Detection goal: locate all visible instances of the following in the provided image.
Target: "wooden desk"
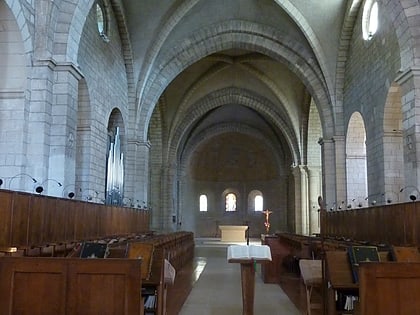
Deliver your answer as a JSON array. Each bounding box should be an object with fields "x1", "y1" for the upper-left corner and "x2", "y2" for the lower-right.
[
  {"x1": 299, "y1": 259, "x2": 322, "y2": 315},
  {"x1": 219, "y1": 225, "x2": 248, "y2": 242},
  {"x1": 228, "y1": 245, "x2": 272, "y2": 315},
  {"x1": 325, "y1": 251, "x2": 358, "y2": 315}
]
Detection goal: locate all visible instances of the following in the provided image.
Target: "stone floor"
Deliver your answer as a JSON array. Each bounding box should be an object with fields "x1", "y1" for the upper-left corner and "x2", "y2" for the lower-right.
[{"x1": 175, "y1": 238, "x2": 302, "y2": 315}]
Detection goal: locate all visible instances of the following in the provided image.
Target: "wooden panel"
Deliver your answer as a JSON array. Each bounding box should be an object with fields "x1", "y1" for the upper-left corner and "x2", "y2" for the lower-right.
[
  {"x1": 11, "y1": 192, "x2": 31, "y2": 246},
  {"x1": 0, "y1": 190, "x2": 13, "y2": 246},
  {"x1": 65, "y1": 199, "x2": 78, "y2": 241},
  {"x1": 28, "y1": 196, "x2": 47, "y2": 245},
  {"x1": 359, "y1": 262, "x2": 420, "y2": 315},
  {"x1": 67, "y1": 259, "x2": 142, "y2": 315},
  {"x1": 53, "y1": 198, "x2": 71, "y2": 242},
  {"x1": 325, "y1": 250, "x2": 357, "y2": 289},
  {"x1": 0, "y1": 257, "x2": 142, "y2": 315},
  {"x1": 323, "y1": 201, "x2": 420, "y2": 245},
  {"x1": 0, "y1": 257, "x2": 67, "y2": 315},
  {"x1": 0, "y1": 190, "x2": 150, "y2": 248},
  {"x1": 261, "y1": 235, "x2": 291, "y2": 283}
]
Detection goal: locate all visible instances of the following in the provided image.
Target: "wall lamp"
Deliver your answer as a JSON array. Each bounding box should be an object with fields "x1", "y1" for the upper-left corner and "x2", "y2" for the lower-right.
[
  {"x1": 399, "y1": 186, "x2": 420, "y2": 202},
  {"x1": 62, "y1": 184, "x2": 79, "y2": 199},
  {"x1": 8, "y1": 173, "x2": 37, "y2": 189},
  {"x1": 34, "y1": 179, "x2": 63, "y2": 195}
]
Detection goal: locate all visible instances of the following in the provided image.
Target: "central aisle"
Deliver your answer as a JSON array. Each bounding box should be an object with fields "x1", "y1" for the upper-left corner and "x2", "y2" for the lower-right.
[{"x1": 179, "y1": 242, "x2": 301, "y2": 315}]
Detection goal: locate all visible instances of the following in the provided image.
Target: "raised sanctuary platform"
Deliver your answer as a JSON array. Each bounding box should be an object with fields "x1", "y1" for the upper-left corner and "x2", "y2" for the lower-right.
[{"x1": 219, "y1": 225, "x2": 248, "y2": 242}]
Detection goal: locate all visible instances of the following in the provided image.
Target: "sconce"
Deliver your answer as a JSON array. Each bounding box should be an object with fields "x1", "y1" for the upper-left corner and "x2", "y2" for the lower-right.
[
  {"x1": 399, "y1": 186, "x2": 420, "y2": 202},
  {"x1": 381, "y1": 191, "x2": 399, "y2": 204},
  {"x1": 0, "y1": 178, "x2": 3, "y2": 187},
  {"x1": 84, "y1": 190, "x2": 99, "y2": 202},
  {"x1": 8, "y1": 173, "x2": 37, "y2": 189},
  {"x1": 123, "y1": 197, "x2": 133, "y2": 207},
  {"x1": 35, "y1": 179, "x2": 63, "y2": 195},
  {"x1": 62, "y1": 184, "x2": 79, "y2": 199}
]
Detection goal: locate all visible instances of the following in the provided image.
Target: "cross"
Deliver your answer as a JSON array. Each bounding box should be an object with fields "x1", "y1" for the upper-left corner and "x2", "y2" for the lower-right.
[{"x1": 262, "y1": 209, "x2": 273, "y2": 234}]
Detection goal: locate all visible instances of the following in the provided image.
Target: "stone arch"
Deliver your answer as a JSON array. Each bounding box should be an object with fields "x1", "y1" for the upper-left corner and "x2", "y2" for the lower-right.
[
  {"x1": 76, "y1": 78, "x2": 92, "y2": 199},
  {"x1": 380, "y1": 0, "x2": 420, "y2": 70},
  {"x1": 382, "y1": 82, "x2": 404, "y2": 201},
  {"x1": 138, "y1": 20, "x2": 334, "y2": 142},
  {"x1": 346, "y1": 111, "x2": 367, "y2": 207},
  {"x1": 0, "y1": 1, "x2": 31, "y2": 181},
  {"x1": 180, "y1": 122, "x2": 289, "y2": 176},
  {"x1": 334, "y1": 0, "x2": 363, "y2": 136},
  {"x1": 170, "y1": 58, "x2": 300, "y2": 145},
  {"x1": 3, "y1": 0, "x2": 33, "y2": 56},
  {"x1": 272, "y1": 0, "x2": 334, "y2": 107},
  {"x1": 169, "y1": 87, "x2": 300, "y2": 166}
]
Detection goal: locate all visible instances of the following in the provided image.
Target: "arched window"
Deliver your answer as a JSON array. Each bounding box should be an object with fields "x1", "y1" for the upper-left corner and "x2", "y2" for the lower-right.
[
  {"x1": 225, "y1": 193, "x2": 237, "y2": 211},
  {"x1": 96, "y1": 1, "x2": 109, "y2": 42},
  {"x1": 254, "y1": 195, "x2": 263, "y2": 211},
  {"x1": 362, "y1": 1, "x2": 379, "y2": 40},
  {"x1": 199, "y1": 194, "x2": 208, "y2": 212}
]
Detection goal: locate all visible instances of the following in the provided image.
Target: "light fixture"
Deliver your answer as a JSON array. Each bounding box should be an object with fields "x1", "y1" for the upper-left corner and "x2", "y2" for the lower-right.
[
  {"x1": 8, "y1": 173, "x2": 37, "y2": 189},
  {"x1": 62, "y1": 184, "x2": 79, "y2": 199},
  {"x1": 399, "y1": 186, "x2": 420, "y2": 202},
  {"x1": 41, "y1": 178, "x2": 62, "y2": 187},
  {"x1": 35, "y1": 186, "x2": 44, "y2": 194}
]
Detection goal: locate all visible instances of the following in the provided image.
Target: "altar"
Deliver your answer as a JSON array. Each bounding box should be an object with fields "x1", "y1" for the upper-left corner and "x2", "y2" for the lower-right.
[{"x1": 219, "y1": 225, "x2": 248, "y2": 242}]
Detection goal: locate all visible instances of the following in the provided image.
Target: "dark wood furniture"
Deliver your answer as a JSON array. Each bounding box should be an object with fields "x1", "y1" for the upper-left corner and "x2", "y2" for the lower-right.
[
  {"x1": 228, "y1": 258, "x2": 270, "y2": 315},
  {"x1": 324, "y1": 251, "x2": 359, "y2": 315},
  {"x1": 0, "y1": 189, "x2": 150, "y2": 249},
  {"x1": 321, "y1": 201, "x2": 420, "y2": 245},
  {"x1": 261, "y1": 234, "x2": 290, "y2": 283},
  {"x1": 359, "y1": 262, "x2": 420, "y2": 315},
  {"x1": 0, "y1": 257, "x2": 142, "y2": 315}
]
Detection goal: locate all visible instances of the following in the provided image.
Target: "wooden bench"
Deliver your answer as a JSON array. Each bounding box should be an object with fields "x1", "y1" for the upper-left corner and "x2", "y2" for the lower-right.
[
  {"x1": 299, "y1": 259, "x2": 322, "y2": 315},
  {"x1": 359, "y1": 262, "x2": 420, "y2": 315},
  {"x1": 0, "y1": 256, "x2": 142, "y2": 315}
]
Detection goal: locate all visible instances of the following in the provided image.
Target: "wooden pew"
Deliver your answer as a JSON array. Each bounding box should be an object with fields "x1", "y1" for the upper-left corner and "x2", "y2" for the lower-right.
[
  {"x1": 359, "y1": 262, "x2": 420, "y2": 315},
  {"x1": 0, "y1": 257, "x2": 142, "y2": 315},
  {"x1": 324, "y1": 250, "x2": 359, "y2": 315}
]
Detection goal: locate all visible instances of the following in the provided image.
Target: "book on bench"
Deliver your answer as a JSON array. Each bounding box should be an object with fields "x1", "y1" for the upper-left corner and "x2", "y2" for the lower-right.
[
  {"x1": 347, "y1": 245, "x2": 380, "y2": 283},
  {"x1": 79, "y1": 242, "x2": 109, "y2": 258},
  {"x1": 227, "y1": 245, "x2": 272, "y2": 262}
]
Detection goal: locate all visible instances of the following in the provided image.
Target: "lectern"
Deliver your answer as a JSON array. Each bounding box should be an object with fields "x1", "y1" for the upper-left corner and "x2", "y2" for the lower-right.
[{"x1": 227, "y1": 245, "x2": 272, "y2": 315}]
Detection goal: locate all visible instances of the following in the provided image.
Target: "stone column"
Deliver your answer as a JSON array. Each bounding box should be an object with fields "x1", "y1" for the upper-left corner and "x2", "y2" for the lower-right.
[
  {"x1": 307, "y1": 166, "x2": 321, "y2": 234},
  {"x1": 396, "y1": 67, "x2": 420, "y2": 190},
  {"x1": 47, "y1": 62, "x2": 83, "y2": 197},
  {"x1": 319, "y1": 136, "x2": 346, "y2": 210},
  {"x1": 291, "y1": 165, "x2": 309, "y2": 235}
]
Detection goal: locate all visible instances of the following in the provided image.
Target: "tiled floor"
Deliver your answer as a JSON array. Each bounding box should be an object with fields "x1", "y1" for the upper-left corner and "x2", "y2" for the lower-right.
[{"x1": 175, "y1": 239, "x2": 301, "y2": 315}]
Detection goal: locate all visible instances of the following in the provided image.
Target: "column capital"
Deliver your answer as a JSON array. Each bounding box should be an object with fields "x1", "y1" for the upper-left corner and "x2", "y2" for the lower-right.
[
  {"x1": 32, "y1": 58, "x2": 84, "y2": 80},
  {"x1": 395, "y1": 66, "x2": 420, "y2": 85}
]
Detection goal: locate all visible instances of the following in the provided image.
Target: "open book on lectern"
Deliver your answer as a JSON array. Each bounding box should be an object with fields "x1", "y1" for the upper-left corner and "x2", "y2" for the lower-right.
[{"x1": 227, "y1": 245, "x2": 272, "y2": 261}]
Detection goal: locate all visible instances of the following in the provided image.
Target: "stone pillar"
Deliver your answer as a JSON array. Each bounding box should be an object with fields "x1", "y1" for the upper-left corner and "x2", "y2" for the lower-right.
[
  {"x1": 161, "y1": 163, "x2": 177, "y2": 232},
  {"x1": 396, "y1": 67, "x2": 420, "y2": 189},
  {"x1": 307, "y1": 166, "x2": 321, "y2": 234},
  {"x1": 291, "y1": 165, "x2": 309, "y2": 235},
  {"x1": 319, "y1": 136, "x2": 346, "y2": 210},
  {"x1": 48, "y1": 62, "x2": 83, "y2": 197}
]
